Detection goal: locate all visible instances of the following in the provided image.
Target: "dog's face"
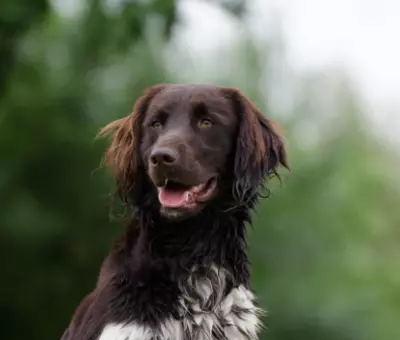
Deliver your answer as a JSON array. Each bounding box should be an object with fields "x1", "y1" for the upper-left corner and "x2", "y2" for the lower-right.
[
  {"x1": 99, "y1": 84, "x2": 287, "y2": 220},
  {"x1": 140, "y1": 85, "x2": 238, "y2": 218}
]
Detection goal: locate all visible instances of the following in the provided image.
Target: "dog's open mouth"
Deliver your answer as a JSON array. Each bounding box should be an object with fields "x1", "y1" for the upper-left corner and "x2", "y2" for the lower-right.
[{"x1": 157, "y1": 177, "x2": 217, "y2": 209}]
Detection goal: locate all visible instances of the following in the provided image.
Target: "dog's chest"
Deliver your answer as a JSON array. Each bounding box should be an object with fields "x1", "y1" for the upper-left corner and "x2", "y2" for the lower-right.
[{"x1": 98, "y1": 266, "x2": 261, "y2": 340}]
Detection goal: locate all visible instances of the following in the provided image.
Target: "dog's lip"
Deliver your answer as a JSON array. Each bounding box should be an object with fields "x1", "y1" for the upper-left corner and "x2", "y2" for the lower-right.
[
  {"x1": 157, "y1": 176, "x2": 218, "y2": 208},
  {"x1": 193, "y1": 177, "x2": 218, "y2": 203}
]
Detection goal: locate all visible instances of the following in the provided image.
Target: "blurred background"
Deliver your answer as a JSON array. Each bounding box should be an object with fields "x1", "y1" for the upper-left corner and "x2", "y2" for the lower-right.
[{"x1": 1, "y1": 0, "x2": 400, "y2": 339}]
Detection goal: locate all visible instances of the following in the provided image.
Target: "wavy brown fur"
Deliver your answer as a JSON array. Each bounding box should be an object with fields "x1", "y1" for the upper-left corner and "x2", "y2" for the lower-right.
[{"x1": 61, "y1": 84, "x2": 288, "y2": 340}]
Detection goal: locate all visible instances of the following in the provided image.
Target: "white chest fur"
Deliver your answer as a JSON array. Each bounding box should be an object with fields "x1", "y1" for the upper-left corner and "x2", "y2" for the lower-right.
[{"x1": 98, "y1": 266, "x2": 262, "y2": 340}]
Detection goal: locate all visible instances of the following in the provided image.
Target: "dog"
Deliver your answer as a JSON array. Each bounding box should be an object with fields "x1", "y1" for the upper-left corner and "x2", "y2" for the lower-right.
[{"x1": 61, "y1": 84, "x2": 288, "y2": 340}]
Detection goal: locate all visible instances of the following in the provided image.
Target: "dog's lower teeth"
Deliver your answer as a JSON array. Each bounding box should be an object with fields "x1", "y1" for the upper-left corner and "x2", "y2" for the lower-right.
[{"x1": 185, "y1": 192, "x2": 193, "y2": 202}]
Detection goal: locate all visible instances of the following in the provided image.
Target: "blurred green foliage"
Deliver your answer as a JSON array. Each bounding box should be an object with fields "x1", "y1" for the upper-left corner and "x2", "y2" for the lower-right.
[{"x1": 1, "y1": 1, "x2": 399, "y2": 340}]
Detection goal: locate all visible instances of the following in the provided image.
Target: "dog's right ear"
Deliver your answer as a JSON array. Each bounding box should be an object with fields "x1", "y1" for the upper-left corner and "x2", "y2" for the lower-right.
[{"x1": 97, "y1": 85, "x2": 165, "y2": 204}]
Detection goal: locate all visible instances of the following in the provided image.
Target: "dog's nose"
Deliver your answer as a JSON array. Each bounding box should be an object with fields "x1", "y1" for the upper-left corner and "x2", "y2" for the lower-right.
[{"x1": 150, "y1": 147, "x2": 178, "y2": 166}]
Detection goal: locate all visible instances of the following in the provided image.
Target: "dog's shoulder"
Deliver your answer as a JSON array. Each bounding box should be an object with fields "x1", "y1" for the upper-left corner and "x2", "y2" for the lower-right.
[
  {"x1": 98, "y1": 265, "x2": 262, "y2": 340},
  {"x1": 60, "y1": 255, "x2": 115, "y2": 340},
  {"x1": 62, "y1": 291, "x2": 97, "y2": 339}
]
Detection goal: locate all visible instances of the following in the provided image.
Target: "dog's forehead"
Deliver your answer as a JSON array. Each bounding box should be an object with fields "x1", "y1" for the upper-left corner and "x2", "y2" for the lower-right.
[{"x1": 149, "y1": 84, "x2": 231, "y2": 109}]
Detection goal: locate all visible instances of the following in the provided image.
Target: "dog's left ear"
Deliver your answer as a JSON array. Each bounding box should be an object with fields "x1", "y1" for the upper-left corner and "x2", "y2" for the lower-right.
[{"x1": 224, "y1": 88, "x2": 288, "y2": 204}]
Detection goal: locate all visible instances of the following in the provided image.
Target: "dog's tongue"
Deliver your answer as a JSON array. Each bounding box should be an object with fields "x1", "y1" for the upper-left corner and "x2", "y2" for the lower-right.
[{"x1": 158, "y1": 188, "x2": 188, "y2": 208}]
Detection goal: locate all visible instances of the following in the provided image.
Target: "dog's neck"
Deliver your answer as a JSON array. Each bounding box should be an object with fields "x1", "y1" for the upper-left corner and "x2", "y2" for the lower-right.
[{"x1": 117, "y1": 205, "x2": 252, "y2": 287}]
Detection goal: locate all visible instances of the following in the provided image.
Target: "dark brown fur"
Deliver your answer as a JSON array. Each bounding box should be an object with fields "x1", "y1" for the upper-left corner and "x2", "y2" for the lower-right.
[{"x1": 61, "y1": 84, "x2": 288, "y2": 340}]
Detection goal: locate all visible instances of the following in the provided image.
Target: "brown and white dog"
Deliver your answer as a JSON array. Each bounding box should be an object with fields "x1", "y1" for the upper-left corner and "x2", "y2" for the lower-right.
[{"x1": 61, "y1": 84, "x2": 288, "y2": 340}]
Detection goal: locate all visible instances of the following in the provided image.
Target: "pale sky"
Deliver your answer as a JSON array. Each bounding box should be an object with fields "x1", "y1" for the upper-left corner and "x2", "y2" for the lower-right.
[{"x1": 257, "y1": 0, "x2": 400, "y2": 105}]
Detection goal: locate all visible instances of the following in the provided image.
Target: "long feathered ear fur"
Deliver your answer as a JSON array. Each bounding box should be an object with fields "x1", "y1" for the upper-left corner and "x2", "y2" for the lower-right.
[
  {"x1": 226, "y1": 88, "x2": 289, "y2": 206},
  {"x1": 97, "y1": 85, "x2": 165, "y2": 204}
]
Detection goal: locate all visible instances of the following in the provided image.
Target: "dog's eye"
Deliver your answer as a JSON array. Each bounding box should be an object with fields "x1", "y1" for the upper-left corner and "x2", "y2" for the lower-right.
[
  {"x1": 151, "y1": 120, "x2": 163, "y2": 129},
  {"x1": 198, "y1": 118, "x2": 213, "y2": 129}
]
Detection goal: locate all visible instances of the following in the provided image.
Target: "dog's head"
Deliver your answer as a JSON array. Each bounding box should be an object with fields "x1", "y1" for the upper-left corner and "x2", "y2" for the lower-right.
[{"x1": 99, "y1": 84, "x2": 288, "y2": 220}]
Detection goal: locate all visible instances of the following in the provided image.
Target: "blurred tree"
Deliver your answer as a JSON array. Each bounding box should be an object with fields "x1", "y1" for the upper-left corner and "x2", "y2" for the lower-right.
[
  {"x1": 1, "y1": 1, "x2": 400, "y2": 340},
  {"x1": 0, "y1": 0, "x2": 49, "y2": 95}
]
